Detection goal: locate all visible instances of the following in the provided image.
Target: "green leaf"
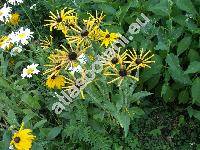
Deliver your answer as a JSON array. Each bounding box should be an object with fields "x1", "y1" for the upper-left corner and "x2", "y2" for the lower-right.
[
  {"x1": 149, "y1": 128, "x2": 162, "y2": 136},
  {"x1": 32, "y1": 143, "x2": 44, "y2": 150},
  {"x1": 177, "y1": 36, "x2": 192, "y2": 56},
  {"x1": 7, "y1": 109, "x2": 19, "y2": 126},
  {"x1": 116, "y1": 112, "x2": 130, "y2": 137},
  {"x1": 175, "y1": 0, "x2": 198, "y2": 15},
  {"x1": 129, "y1": 107, "x2": 145, "y2": 119},
  {"x1": 161, "y1": 84, "x2": 175, "y2": 102},
  {"x1": 21, "y1": 93, "x2": 41, "y2": 109},
  {"x1": 166, "y1": 53, "x2": 192, "y2": 85},
  {"x1": 188, "y1": 49, "x2": 200, "y2": 62},
  {"x1": 98, "y1": 4, "x2": 116, "y2": 15},
  {"x1": 33, "y1": 119, "x2": 47, "y2": 130},
  {"x1": 130, "y1": 91, "x2": 152, "y2": 103},
  {"x1": 22, "y1": 111, "x2": 37, "y2": 124},
  {"x1": 178, "y1": 90, "x2": 189, "y2": 104},
  {"x1": 191, "y1": 78, "x2": 200, "y2": 104},
  {"x1": 141, "y1": 55, "x2": 163, "y2": 82},
  {"x1": 187, "y1": 107, "x2": 200, "y2": 121},
  {"x1": 0, "y1": 78, "x2": 12, "y2": 91},
  {"x1": 184, "y1": 61, "x2": 200, "y2": 74},
  {"x1": 149, "y1": 0, "x2": 170, "y2": 16},
  {"x1": 46, "y1": 127, "x2": 62, "y2": 140}
]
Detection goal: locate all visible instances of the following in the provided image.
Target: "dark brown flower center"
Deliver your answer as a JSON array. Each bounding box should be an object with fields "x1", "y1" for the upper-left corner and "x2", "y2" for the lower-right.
[
  {"x1": 68, "y1": 52, "x2": 77, "y2": 60},
  {"x1": 14, "y1": 137, "x2": 20, "y2": 143},
  {"x1": 119, "y1": 69, "x2": 127, "y2": 77},
  {"x1": 81, "y1": 30, "x2": 89, "y2": 37},
  {"x1": 135, "y1": 58, "x2": 142, "y2": 65},
  {"x1": 111, "y1": 57, "x2": 118, "y2": 64},
  {"x1": 105, "y1": 34, "x2": 110, "y2": 38},
  {"x1": 55, "y1": 66, "x2": 61, "y2": 70},
  {"x1": 57, "y1": 16, "x2": 62, "y2": 22},
  {"x1": 51, "y1": 75, "x2": 56, "y2": 79}
]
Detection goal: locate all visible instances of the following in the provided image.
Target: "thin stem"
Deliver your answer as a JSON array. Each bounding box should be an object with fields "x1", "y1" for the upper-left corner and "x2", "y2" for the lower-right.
[{"x1": 20, "y1": 4, "x2": 42, "y2": 38}]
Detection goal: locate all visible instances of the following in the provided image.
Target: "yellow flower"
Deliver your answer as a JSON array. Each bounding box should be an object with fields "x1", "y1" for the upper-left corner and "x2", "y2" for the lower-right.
[
  {"x1": 10, "y1": 122, "x2": 36, "y2": 150},
  {"x1": 43, "y1": 44, "x2": 90, "y2": 76},
  {"x1": 104, "y1": 64, "x2": 139, "y2": 86},
  {"x1": 40, "y1": 35, "x2": 53, "y2": 49},
  {"x1": 10, "y1": 13, "x2": 20, "y2": 25},
  {"x1": 45, "y1": 8, "x2": 77, "y2": 35},
  {"x1": 62, "y1": 72, "x2": 89, "y2": 99},
  {"x1": 99, "y1": 29, "x2": 119, "y2": 47},
  {"x1": 46, "y1": 75, "x2": 65, "y2": 89},
  {"x1": 84, "y1": 11, "x2": 105, "y2": 27},
  {"x1": 126, "y1": 48, "x2": 155, "y2": 71},
  {"x1": 0, "y1": 36, "x2": 13, "y2": 50},
  {"x1": 100, "y1": 49, "x2": 128, "y2": 71},
  {"x1": 65, "y1": 12, "x2": 104, "y2": 47}
]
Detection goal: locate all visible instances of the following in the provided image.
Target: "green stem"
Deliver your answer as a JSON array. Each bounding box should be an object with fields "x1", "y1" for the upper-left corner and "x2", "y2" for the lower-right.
[{"x1": 20, "y1": 4, "x2": 42, "y2": 39}]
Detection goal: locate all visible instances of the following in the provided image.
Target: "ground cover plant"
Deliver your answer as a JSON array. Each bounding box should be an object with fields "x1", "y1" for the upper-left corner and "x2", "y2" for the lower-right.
[{"x1": 0, "y1": 0, "x2": 200, "y2": 149}]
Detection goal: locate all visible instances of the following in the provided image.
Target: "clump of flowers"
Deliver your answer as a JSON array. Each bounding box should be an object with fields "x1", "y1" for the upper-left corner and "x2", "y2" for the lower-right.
[{"x1": 42, "y1": 9, "x2": 155, "y2": 100}]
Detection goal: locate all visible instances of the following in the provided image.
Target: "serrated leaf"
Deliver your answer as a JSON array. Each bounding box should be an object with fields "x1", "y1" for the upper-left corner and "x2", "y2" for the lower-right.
[
  {"x1": 7, "y1": 109, "x2": 19, "y2": 126},
  {"x1": 177, "y1": 36, "x2": 191, "y2": 56},
  {"x1": 130, "y1": 91, "x2": 152, "y2": 103},
  {"x1": 33, "y1": 119, "x2": 47, "y2": 130},
  {"x1": 21, "y1": 93, "x2": 41, "y2": 109},
  {"x1": 191, "y1": 78, "x2": 200, "y2": 104},
  {"x1": 166, "y1": 53, "x2": 192, "y2": 85},
  {"x1": 184, "y1": 61, "x2": 200, "y2": 74},
  {"x1": 116, "y1": 112, "x2": 130, "y2": 137}
]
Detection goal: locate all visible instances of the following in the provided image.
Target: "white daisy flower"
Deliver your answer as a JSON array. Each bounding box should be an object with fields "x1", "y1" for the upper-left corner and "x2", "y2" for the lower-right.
[
  {"x1": 21, "y1": 63, "x2": 40, "y2": 78},
  {"x1": 0, "y1": 4, "x2": 11, "y2": 22},
  {"x1": 8, "y1": 0, "x2": 24, "y2": 5},
  {"x1": 10, "y1": 46, "x2": 23, "y2": 56},
  {"x1": 9, "y1": 27, "x2": 34, "y2": 45}
]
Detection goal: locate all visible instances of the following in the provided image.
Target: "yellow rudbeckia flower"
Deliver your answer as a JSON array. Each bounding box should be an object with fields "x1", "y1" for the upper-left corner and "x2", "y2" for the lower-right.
[
  {"x1": 46, "y1": 75, "x2": 66, "y2": 89},
  {"x1": 10, "y1": 13, "x2": 20, "y2": 25},
  {"x1": 99, "y1": 29, "x2": 119, "y2": 47},
  {"x1": 10, "y1": 122, "x2": 36, "y2": 150}
]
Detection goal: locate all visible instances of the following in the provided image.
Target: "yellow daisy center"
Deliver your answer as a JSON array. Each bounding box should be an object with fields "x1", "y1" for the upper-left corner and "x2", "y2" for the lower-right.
[
  {"x1": 0, "y1": 11, "x2": 3, "y2": 16},
  {"x1": 26, "y1": 68, "x2": 34, "y2": 74},
  {"x1": 18, "y1": 33, "x2": 26, "y2": 39}
]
